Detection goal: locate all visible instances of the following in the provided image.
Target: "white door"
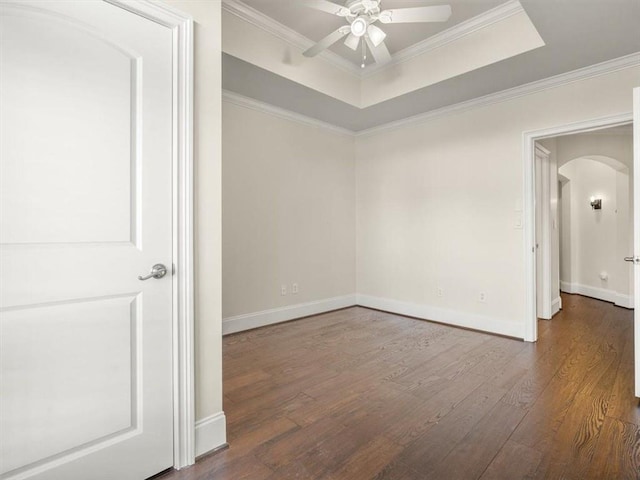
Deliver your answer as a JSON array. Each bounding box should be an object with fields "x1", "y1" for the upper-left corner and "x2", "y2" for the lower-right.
[
  {"x1": 0, "y1": 1, "x2": 174, "y2": 479},
  {"x1": 634, "y1": 87, "x2": 640, "y2": 398}
]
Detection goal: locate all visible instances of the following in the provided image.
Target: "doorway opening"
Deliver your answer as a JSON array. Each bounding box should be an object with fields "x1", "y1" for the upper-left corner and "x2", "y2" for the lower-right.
[
  {"x1": 523, "y1": 113, "x2": 633, "y2": 342},
  {"x1": 535, "y1": 125, "x2": 634, "y2": 327}
]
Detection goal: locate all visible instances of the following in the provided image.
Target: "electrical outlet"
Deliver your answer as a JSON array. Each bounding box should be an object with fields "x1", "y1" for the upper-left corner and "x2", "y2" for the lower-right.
[
  {"x1": 436, "y1": 288, "x2": 444, "y2": 298},
  {"x1": 292, "y1": 283, "x2": 299, "y2": 294},
  {"x1": 281, "y1": 285, "x2": 287, "y2": 296},
  {"x1": 479, "y1": 292, "x2": 487, "y2": 303}
]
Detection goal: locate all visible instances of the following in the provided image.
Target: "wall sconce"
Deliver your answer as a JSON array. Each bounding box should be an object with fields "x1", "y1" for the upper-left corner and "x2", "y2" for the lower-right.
[{"x1": 590, "y1": 196, "x2": 602, "y2": 210}]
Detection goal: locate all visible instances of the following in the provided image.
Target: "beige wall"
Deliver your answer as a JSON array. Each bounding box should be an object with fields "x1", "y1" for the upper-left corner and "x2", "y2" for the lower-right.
[
  {"x1": 222, "y1": 102, "x2": 356, "y2": 320},
  {"x1": 557, "y1": 133, "x2": 634, "y2": 306},
  {"x1": 355, "y1": 67, "x2": 640, "y2": 337},
  {"x1": 556, "y1": 133, "x2": 634, "y2": 169},
  {"x1": 559, "y1": 159, "x2": 623, "y2": 294},
  {"x1": 162, "y1": 0, "x2": 223, "y2": 422}
]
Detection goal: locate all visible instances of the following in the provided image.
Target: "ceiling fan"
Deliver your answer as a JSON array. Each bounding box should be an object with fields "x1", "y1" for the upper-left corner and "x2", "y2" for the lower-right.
[{"x1": 303, "y1": 0, "x2": 452, "y2": 68}]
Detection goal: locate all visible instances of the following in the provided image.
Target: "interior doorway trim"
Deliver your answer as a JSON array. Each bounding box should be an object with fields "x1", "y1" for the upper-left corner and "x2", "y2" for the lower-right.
[
  {"x1": 522, "y1": 112, "x2": 633, "y2": 342},
  {"x1": 106, "y1": 0, "x2": 196, "y2": 469}
]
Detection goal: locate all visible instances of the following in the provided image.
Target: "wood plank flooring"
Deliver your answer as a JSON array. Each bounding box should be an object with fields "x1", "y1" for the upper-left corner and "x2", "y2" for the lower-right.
[{"x1": 160, "y1": 293, "x2": 640, "y2": 479}]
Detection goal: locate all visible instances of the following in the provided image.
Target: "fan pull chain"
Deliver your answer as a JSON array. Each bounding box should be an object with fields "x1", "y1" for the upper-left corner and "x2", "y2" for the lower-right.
[{"x1": 361, "y1": 38, "x2": 367, "y2": 68}]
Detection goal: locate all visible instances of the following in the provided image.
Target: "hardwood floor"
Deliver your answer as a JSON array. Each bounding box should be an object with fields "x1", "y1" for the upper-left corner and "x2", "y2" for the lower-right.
[{"x1": 161, "y1": 294, "x2": 640, "y2": 479}]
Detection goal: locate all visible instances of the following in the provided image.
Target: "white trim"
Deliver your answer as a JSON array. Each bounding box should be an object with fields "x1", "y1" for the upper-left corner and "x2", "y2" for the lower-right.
[
  {"x1": 362, "y1": 0, "x2": 524, "y2": 77},
  {"x1": 523, "y1": 113, "x2": 634, "y2": 342},
  {"x1": 356, "y1": 294, "x2": 525, "y2": 339},
  {"x1": 560, "y1": 282, "x2": 633, "y2": 309},
  {"x1": 195, "y1": 412, "x2": 227, "y2": 458},
  {"x1": 222, "y1": 0, "x2": 361, "y2": 77},
  {"x1": 551, "y1": 296, "x2": 562, "y2": 316},
  {"x1": 108, "y1": 0, "x2": 197, "y2": 469},
  {"x1": 573, "y1": 129, "x2": 633, "y2": 137},
  {"x1": 223, "y1": 295, "x2": 357, "y2": 335},
  {"x1": 357, "y1": 53, "x2": 640, "y2": 137},
  {"x1": 222, "y1": 90, "x2": 354, "y2": 137}
]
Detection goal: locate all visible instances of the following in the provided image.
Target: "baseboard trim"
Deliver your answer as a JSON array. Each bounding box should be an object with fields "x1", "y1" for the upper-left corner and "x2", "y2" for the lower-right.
[
  {"x1": 356, "y1": 294, "x2": 525, "y2": 339},
  {"x1": 560, "y1": 281, "x2": 633, "y2": 309},
  {"x1": 552, "y1": 296, "x2": 562, "y2": 316},
  {"x1": 195, "y1": 412, "x2": 227, "y2": 458},
  {"x1": 222, "y1": 294, "x2": 357, "y2": 335}
]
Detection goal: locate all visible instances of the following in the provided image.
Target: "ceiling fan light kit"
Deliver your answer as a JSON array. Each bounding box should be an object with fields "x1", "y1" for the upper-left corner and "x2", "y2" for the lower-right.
[
  {"x1": 351, "y1": 16, "x2": 368, "y2": 37},
  {"x1": 367, "y1": 24, "x2": 386, "y2": 46},
  {"x1": 303, "y1": 0, "x2": 452, "y2": 68}
]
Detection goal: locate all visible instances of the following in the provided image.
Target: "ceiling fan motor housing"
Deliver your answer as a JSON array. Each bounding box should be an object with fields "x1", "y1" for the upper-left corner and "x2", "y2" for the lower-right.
[{"x1": 346, "y1": 0, "x2": 381, "y2": 17}]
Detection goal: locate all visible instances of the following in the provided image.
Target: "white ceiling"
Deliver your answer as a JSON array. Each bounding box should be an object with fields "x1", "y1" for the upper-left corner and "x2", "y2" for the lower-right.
[{"x1": 240, "y1": 0, "x2": 506, "y2": 66}]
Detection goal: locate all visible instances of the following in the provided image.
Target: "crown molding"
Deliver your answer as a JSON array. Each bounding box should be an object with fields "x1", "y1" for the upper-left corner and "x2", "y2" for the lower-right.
[
  {"x1": 222, "y1": 90, "x2": 355, "y2": 137},
  {"x1": 362, "y1": 0, "x2": 525, "y2": 77},
  {"x1": 222, "y1": 0, "x2": 361, "y2": 77},
  {"x1": 357, "y1": 52, "x2": 640, "y2": 136}
]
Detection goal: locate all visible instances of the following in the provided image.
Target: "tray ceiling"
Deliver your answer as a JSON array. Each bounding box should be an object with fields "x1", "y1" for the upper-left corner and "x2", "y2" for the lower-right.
[
  {"x1": 240, "y1": 0, "x2": 506, "y2": 66},
  {"x1": 222, "y1": 0, "x2": 640, "y2": 131}
]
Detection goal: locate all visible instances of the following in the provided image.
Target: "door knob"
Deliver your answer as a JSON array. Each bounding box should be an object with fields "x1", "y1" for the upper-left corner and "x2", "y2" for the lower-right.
[
  {"x1": 138, "y1": 263, "x2": 168, "y2": 281},
  {"x1": 624, "y1": 256, "x2": 639, "y2": 264}
]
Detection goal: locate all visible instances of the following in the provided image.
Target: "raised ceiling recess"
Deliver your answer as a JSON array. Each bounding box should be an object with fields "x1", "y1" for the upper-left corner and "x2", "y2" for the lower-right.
[{"x1": 222, "y1": 0, "x2": 640, "y2": 131}]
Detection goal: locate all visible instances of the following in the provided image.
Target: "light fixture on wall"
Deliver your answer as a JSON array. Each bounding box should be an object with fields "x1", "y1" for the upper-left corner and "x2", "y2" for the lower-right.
[{"x1": 590, "y1": 196, "x2": 602, "y2": 210}]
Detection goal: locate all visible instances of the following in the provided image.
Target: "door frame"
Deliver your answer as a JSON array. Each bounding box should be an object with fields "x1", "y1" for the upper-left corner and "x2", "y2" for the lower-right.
[
  {"x1": 107, "y1": 0, "x2": 196, "y2": 469},
  {"x1": 522, "y1": 112, "x2": 633, "y2": 342}
]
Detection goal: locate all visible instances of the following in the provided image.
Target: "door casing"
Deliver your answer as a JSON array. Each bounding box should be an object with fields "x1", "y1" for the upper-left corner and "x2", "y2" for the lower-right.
[{"x1": 106, "y1": 0, "x2": 196, "y2": 469}]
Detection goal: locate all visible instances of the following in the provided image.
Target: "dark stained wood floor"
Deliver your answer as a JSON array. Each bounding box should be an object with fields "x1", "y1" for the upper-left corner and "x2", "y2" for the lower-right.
[{"x1": 161, "y1": 293, "x2": 640, "y2": 479}]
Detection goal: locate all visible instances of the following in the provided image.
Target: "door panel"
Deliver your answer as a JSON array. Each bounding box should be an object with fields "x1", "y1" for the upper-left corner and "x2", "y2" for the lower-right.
[
  {"x1": 1, "y1": 295, "x2": 138, "y2": 473},
  {"x1": 1, "y1": 9, "x2": 135, "y2": 245},
  {"x1": 0, "y1": 1, "x2": 174, "y2": 478}
]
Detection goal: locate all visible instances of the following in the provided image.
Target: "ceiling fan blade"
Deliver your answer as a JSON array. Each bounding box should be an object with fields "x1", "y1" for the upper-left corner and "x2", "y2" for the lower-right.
[
  {"x1": 378, "y1": 5, "x2": 452, "y2": 24},
  {"x1": 304, "y1": 27, "x2": 350, "y2": 57},
  {"x1": 344, "y1": 33, "x2": 360, "y2": 51},
  {"x1": 364, "y1": 36, "x2": 391, "y2": 64},
  {"x1": 303, "y1": 0, "x2": 350, "y2": 17}
]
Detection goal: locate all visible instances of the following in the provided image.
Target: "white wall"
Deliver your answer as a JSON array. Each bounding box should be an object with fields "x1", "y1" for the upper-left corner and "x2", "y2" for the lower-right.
[
  {"x1": 355, "y1": 66, "x2": 639, "y2": 338},
  {"x1": 162, "y1": 0, "x2": 225, "y2": 454},
  {"x1": 222, "y1": 101, "x2": 356, "y2": 333}
]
